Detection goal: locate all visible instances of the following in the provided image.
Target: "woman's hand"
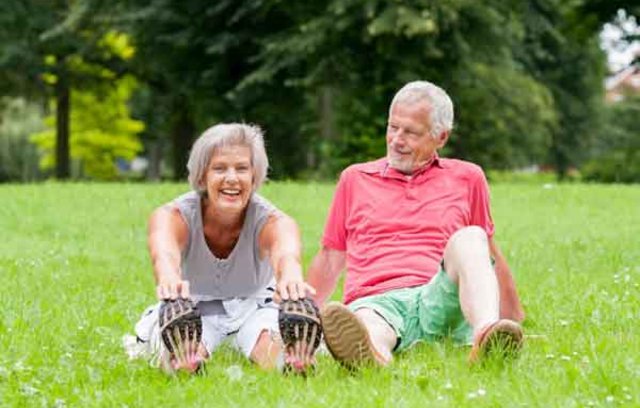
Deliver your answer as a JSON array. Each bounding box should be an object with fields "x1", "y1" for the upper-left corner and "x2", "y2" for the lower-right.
[
  {"x1": 275, "y1": 272, "x2": 316, "y2": 302},
  {"x1": 156, "y1": 278, "x2": 191, "y2": 300}
]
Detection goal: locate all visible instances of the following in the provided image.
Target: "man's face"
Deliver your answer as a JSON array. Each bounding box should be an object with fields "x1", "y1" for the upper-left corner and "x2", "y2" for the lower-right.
[
  {"x1": 386, "y1": 101, "x2": 447, "y2": 174},
  {"x1": 202, "y1": 145, "x2": 254, "y2": 213}
]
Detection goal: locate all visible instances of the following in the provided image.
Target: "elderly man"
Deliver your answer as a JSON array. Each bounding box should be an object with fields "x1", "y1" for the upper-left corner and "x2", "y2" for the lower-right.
[{"x1": 307, "y1": 81, "x2": 525, "y2": 368}]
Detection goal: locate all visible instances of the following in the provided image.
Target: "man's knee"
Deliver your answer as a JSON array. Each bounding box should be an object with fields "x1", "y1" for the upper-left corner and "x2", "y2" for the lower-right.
[
  {"x1": 447, "y1": 226, "x2": 488, "y2": 250},
  {"x1": 444, "y1": 226, "x2": 490, "y2": 282},
  {"x1": 355, "y1": 307, "x2": 386, "y2": 327}
]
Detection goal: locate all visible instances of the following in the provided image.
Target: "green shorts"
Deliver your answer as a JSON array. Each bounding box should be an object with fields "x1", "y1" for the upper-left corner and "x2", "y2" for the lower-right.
[{"x1": 348, "y1": 266, "x2": 472, "y2": 351}]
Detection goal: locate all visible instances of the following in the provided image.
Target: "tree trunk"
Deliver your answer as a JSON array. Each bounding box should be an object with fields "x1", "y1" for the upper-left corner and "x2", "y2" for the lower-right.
[
  {"x1": 171, "y1": 107, "x2": 195, "y2": 181},
  {"x1": 146, "y1": 139, "x2": 163, "y2": 181},
  {"x1": 55, "y1": 76, "x2": 70, "y2": 179},
  {"x1": 552, "y1": 136, "x2": 568, "y2": 181},
  {"x1": 319, "y1": 86, "x2": 335, "y2": 141},
  {"x1": 310, "y1": 86, "x2": 335, "y2": 169}
]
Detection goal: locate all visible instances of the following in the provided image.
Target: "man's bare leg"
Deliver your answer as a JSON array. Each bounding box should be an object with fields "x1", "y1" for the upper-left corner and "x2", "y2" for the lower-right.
[
  {"x1": 354, "y1": 308, "x2": 397, "y2": 363},
  {"x1": 443, "y1": 226, "x2": 522, "y2": 361},
  {"x1": 443, "y1": 226, "x2": 499, "y2": 334},
  {"x1": 321, "y1": 303, "x2": 395, "y2": 367}
]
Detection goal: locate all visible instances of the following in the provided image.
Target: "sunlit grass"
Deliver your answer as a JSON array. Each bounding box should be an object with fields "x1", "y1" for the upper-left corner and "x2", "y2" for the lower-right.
[{"x1": 1, "y1": 181, "x2": 639, "y2": 407}]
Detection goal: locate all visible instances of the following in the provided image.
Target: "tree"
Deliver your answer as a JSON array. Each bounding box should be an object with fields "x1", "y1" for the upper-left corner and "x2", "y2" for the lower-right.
[
  {"x1": 121, "y1": 0, "x2": 313, "y2": 179},
  {"x1": 236, "y1": 0, "x2": 559, "y2": 174},
  {"x1": 30, "y1": 75, "x2": 144, "y2": 179},
  {"x1": 0, "y1": 0, "x2": 129, "y2": 179}
]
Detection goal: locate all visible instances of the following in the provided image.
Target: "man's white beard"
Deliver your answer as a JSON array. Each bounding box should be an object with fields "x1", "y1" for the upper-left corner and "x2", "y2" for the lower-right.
[{"x1": 387, "y1": 155, "x2": 414, "y2": 175}]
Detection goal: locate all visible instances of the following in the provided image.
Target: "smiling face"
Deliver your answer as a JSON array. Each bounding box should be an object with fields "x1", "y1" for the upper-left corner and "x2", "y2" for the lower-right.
[
  {"x1": 202, "y1": 145, "x2": 254, "y2": 214},
  {"x1": 386, "y1": 101, "x2": 448, "y2": 174}
]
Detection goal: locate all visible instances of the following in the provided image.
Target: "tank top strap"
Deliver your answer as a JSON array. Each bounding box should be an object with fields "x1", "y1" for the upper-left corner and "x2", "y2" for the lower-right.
[{"x1": 173, "y1": 191, "x2": 201, "y2": 255}]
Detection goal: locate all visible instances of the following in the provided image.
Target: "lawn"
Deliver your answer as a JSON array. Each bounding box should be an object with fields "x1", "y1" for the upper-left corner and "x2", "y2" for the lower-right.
[{"x1": 1, "y1": 181, "x2": 639, "y2": 407}]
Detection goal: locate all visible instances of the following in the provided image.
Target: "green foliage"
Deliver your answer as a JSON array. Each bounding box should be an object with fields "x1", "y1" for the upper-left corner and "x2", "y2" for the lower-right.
[
  {"x1": 582, "y1": 150, "x2": 640, "y2": 183},
  {"x1": 450, "y1": 63, "x2": 557, "y2": 169},
  {"x1": 516, "y1": 0, "x2": 608, "y2": 178},
  {"x1": 30, "y1": 76, "x2": 144, "y2": 180},
  {"x1": 582, "y1": 95, "x2": 640, "y2": 183},
  {"x1": 0, "y1": 0, "x2": 134, "y2": 178},
  {"x1": 231, "y1": 0, "x2": 582, "y2": 176},
  {"x1": 0, "y1": 98, "x2": 45, "y2": 182},
  {"x1": 3, "y1": 0, "x2": 638, "y2": 180}
]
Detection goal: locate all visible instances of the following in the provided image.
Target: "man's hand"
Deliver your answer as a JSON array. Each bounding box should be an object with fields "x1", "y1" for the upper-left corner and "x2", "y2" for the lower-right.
[{"x1": 156, "y1": 278, "x2": 191, "y2": 300}]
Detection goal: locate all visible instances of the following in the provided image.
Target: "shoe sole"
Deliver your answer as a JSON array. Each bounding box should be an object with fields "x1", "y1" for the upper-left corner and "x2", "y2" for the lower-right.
[
  {"x1": 320, "y1": 302, "x2": 383, "y2": 369},
  {"x1": 469, "y1": 319, "x2": 524, "y2": 363}
]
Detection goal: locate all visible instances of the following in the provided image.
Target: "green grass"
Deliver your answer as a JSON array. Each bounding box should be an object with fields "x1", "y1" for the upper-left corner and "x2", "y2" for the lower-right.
[{"x1": 1, "y1": 181, "x2": 639, "y2": 407}]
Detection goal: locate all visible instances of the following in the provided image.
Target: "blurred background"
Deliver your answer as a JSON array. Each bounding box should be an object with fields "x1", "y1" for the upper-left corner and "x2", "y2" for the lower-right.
[{"x1": 1, "y1": 0, "x2": 638, "y2": 184}]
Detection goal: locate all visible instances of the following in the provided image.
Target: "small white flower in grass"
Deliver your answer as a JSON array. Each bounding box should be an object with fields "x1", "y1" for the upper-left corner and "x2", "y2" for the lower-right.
[
  {"x1": 625, "y1": 394, "x2": 632, "y2": 401},
  {"x1": 437, "y1": 395, "x2": 444, "y2": 401},
  {"x1": 586, "y1": 401, "x2": 595, "y2": 407},
  {"x1": 559, "y1": 320, "x2": 569, "y2": 327},
  {"x1": 560, "y1": 355, "x2": 571, "y2": 361},
  {"x1": 477, "y1": 388, "x2": 486, "y2": 396},
  {"x1": 444, "y1": 381, "x2": 453, "y2": 390},
  {"x1": 542, "y1": 183, "x2": 554, "y2": 189},
  {"x1": 20, "y1": 384, "x2": 38, "y2": 396},
  {"x1": 225, "y1": 365, "x2": 244, "y2": 381},
  {"x1": 546, "y1": 354, "x2": 555, "y2": 359},
  {"x1": 54, "y1": 399, "x2": 66, "y2": 408},
  {"x1": 605, "y1": 395, "x2": 615, "y2": 403},
  {"x1": 13, "y1": 361, "x2": 29, "y2": 372},
  {"x1": 467, "y1": 392, "x2": 477, "y2": 399}
]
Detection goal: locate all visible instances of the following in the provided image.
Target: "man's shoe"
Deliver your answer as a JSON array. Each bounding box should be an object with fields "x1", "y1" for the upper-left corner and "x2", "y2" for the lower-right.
[
  {"x1": 320, "y1": 302, "x2": 388, "y2": 369},
  {"x1": 469, "y1": 319, "x2": 524, "y2": 364}
]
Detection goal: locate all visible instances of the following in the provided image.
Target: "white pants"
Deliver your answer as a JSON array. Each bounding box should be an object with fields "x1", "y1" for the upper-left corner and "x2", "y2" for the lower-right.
[{"x1": 128, "y1": 298, "x2": 279, "y2": 364}]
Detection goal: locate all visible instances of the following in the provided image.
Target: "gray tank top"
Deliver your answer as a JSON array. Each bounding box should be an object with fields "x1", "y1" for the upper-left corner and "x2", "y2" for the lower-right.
[{"x1": 174, "y1": 191, "x2": 276, "y2": 301}]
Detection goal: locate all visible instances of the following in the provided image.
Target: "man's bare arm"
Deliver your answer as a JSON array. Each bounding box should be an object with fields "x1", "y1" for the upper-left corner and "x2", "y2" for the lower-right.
[
  {"x1": 489, "y1": 238, "x2": 525, "y2": 322},
  {"x1": 306, "y1": 247, "x2": 347, "y2": 307}
]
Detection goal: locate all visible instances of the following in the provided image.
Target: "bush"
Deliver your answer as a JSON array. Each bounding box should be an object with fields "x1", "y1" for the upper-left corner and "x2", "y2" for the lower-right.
[
  {"x1": 582, "y1": 95, "x2": 640, "y2": 184},
  {"x1": 582, "y1": 150, "x2": 640, "y2": 183}
]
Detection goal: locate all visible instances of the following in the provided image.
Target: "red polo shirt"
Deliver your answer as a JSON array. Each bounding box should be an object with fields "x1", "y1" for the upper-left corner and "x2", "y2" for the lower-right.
[{"x1": 322, "y1": 155, "x2": 495, "y2": 304}]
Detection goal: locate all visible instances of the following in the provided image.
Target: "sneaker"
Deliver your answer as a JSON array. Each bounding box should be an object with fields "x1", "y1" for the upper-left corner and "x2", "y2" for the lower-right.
[
  {"x1": 469, "y1": 319, "x2": 524, "y2": 364},
  {"x1": 320, "y1": 302, "x2": 388, "y2": 369}
]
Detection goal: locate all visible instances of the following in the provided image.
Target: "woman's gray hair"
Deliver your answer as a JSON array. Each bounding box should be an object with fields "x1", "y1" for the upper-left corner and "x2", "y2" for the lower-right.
[
  {"x1": 389, "y1": 81, "x2": 454, "y2": 139},
  {"x1": 187, "y1": 123, "x2": 269, "y2": 194}
]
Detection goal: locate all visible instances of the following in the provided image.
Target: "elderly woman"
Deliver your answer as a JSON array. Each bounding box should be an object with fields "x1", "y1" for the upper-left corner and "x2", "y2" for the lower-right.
[{"x1": 126, "y1": 123, "x2": 314, "y2": 373}]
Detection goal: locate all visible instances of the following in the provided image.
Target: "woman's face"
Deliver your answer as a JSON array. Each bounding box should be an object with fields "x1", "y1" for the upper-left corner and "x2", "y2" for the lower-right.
[{"x1": 203, "y1": 145, "x2": 254, "y2": 214}]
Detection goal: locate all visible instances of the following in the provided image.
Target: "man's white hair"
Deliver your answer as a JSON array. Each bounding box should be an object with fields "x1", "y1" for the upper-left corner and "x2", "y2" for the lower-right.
[
  {"x1": 187, "y1": 123, "x2": 269, "y2": 194},
  {"x1": 389, "y1": 81, "x2": 454, "y2": 139}
]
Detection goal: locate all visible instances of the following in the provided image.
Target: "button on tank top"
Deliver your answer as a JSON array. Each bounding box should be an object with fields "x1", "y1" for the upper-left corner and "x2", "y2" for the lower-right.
[{"x1": 173, "y1": 191, "x2": 276, "y2": 301}]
